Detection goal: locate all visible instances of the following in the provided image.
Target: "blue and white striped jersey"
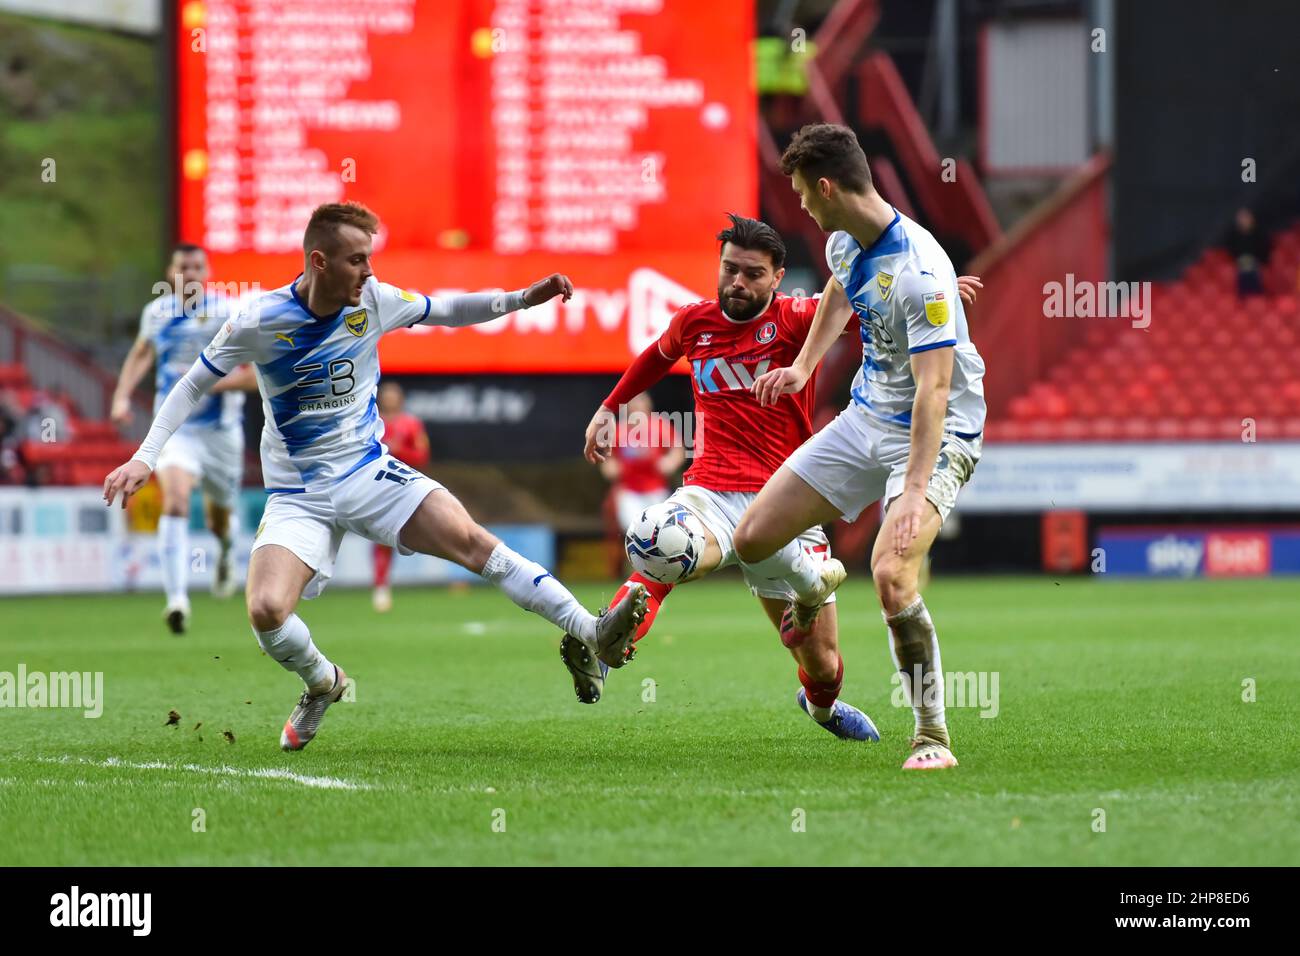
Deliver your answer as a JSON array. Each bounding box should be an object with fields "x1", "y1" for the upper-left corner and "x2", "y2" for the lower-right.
[
  {"x1": 201, "y1": 275, "x2": 432, "y2": 492},
  {"x1": 826, "y1": 210, "x2": 986, "y2": 439},
  {"x1": 139, "y1": 292, "x2": 243, "y2": 432}
]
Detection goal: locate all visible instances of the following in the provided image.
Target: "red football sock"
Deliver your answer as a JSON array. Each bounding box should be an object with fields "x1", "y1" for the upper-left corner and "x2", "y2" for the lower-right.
[
  {"x1": 612, "y1": 573, "x2": 673, "y2": 643},
  {"x1": 798, "y1": 656, "x2": 844, "y2": 709},
  {"x1": 373, "y1": 544, "x2": 393, "y2": 587}
]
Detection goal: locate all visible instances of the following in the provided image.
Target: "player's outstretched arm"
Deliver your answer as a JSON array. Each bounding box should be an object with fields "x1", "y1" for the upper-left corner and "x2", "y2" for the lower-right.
[
  {"x1": 752, "y1": 276, "x2": 851, "y2": 406},
  {"x1": 109, "y1": 334, "x2": 156, "y2": 426},
  {"x1": 585, "y1": 338, "x2": 679, "y2": 462},
  {"x1": 419, "y1": 273, "x2": 575, "y2": 328},
  {"x1": 103, "y1": 358, "x2": 221, "y2": 508}
]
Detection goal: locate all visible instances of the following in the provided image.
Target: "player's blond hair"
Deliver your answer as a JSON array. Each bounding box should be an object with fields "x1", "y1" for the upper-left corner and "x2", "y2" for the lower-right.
[{"x1": 303, "y1": 201, "x2": 380, "y2": 254}]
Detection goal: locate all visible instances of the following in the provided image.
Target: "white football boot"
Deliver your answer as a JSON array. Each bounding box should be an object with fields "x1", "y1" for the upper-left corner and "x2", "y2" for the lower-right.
[{"x1": 280, "y1": 666, "x2": 348, "y2": 751}]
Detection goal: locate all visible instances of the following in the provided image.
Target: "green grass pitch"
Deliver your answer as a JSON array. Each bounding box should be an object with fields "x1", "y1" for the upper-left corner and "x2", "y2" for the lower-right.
[{"x1": 1, "y1": 575, "x2": 1296, "y2": 866}]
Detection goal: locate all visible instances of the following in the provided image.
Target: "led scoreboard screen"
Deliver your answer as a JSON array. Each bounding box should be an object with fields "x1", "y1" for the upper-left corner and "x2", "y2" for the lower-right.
[{"x1": 175, "y1": 0, "x2": 757, "y2": 373}]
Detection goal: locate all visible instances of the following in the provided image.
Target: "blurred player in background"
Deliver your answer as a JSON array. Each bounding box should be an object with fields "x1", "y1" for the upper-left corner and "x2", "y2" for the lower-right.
[
  {"x1": 371, "y1": 381, "x2": 430, "y2": 612},
  {"x1": 741, "y1": 124, "x2": 987, "y2": 771},
  {"x1": 600, "y1": 391, "x2": 684, "y2": 546},
  {"x1": 105, "y1": 202, "x2": 645, "y2": 751},
  {"x1": 110, "y1": 244, "x2": 255, "y2": 634}
]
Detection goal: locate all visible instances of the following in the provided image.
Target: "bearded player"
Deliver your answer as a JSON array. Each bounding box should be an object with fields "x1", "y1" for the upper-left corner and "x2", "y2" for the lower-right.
[
  {"x1": 105, "y1": 201, "x2": 646, "y2": 751},
  {"x1": 738, "y1": 124, "x2": 988, "y2": 772},
  {"x1": 565, "y1": 214, "x2": 980, "y2": 741}
]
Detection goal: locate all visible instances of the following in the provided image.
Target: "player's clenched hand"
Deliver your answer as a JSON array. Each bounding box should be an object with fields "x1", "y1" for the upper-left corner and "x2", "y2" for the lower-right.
[
  {"x1": 890, "y1": 488, "x2": 927, "y2": 556},
  {"x1": 956, "y1": 275, "x2": 982, "y2": 305},
  {"x1": 584, "y1": 404, "x2": 617, "y2": 463},
  {"x1": 523, "y1": 273, "x2": 575, "y2": 307},
  {"x1": 752, "y1": 364, "x2": 809, "y2": 407},
  {"x1": 103, "y1": 459, "x2": 152, "y2": 509}
]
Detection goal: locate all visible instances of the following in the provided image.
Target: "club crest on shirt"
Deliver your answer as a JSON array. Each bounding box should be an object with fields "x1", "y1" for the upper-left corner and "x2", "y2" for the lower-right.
[
  {"x1": 755, "y1": 321, "x2": 777, "y2": 344},
  {"x1": 345, "y1": 309, "x2": 368, "y2": 336},
  {"x1": 876, "y1": 271, "x2": 894, "y2": 300}
]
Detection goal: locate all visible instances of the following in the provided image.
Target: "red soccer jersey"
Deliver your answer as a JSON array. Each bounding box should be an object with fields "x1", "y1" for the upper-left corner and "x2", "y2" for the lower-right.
[
  {"x1": 382, "y1": 411, "x2": 429, "y2": 469},
  {"x1": 612, "y1": 417, "x2": 679, "y2": 492},
  {"x1": 658, "y1": 293, "x2": 818, "y2": 492}
]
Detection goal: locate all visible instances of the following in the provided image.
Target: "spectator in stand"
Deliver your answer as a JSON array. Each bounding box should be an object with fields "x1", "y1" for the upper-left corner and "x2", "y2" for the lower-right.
[
  {"x1": 371, "y1": 381, "x2": 431, "y2": 612},
  {"x1": 23, "y1": 388, "x2": 72, "y2": 444},
  {"x1": 1226, "y1": 207, "x2": 1271, "y2": 297},
  {"x1": 601, "y1": 391, "x2": 686, "y2": 560}
]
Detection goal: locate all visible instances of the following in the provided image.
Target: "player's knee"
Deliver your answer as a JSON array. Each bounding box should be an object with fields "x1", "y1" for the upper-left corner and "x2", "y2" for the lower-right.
[
  {"x1": 872, "y1": 556, "x2": 912, "y2": 609},
  {"x1": 435, "y1": 521, "x2": 495, "y2": 573},
  {"x1": 732, "y1": 517, "x2": 769, "y2": 564},
  {"x1": 246, "y1": 590, "x2": 293, "y2": 631},
  {"x1": 160, "y1": 497, "x2": 188, "y2": 517}
]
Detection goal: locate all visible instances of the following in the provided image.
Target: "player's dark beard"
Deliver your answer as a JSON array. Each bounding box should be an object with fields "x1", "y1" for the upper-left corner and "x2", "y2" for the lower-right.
[{"x1": 719, "y1": 288, "x2": 772, "y2": 322}]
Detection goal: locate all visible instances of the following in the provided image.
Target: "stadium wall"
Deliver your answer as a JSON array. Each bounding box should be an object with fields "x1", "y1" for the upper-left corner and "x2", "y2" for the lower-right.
[
  {"x1": 1113, "y1": 0, "x2": 1300, "y2": 279},
  {"x1": 0, "y1": 488, "x2": 554, "y2": 595}
]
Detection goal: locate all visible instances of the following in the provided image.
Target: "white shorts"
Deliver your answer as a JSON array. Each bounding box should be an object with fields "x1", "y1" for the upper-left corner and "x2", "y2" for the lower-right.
[
  {"x1": 616, "y1": 487, "x2": 669, "y2": 532},
  {"x1": 785, "y1": 404, "x2": 981, "y2": 523},
  {"x1": 251, "y1": 454, "x2": 441, "y2": 599},
  {"x1": 155, "y1": 426, "x2": 244, "y2": 509},
  {"x1": 667, "y1": 484, "x2": 834, "y2": 603}
]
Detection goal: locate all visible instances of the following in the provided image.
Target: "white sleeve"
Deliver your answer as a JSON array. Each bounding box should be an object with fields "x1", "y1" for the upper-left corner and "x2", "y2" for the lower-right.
[
  {"x1": 423, "y1": 289, "x2": 528, "y2": 328},
  {"x1": 898, "y1": 265, "x2": 958, "y2": 354},
  {"x1": 374, "y1": 278, "x2": 529, "y2": 332},
  {"x1": 130, "y1": 359, "x2": 222, "y2": 469},
  {"x1": 201, "y1": 309, "x2": 260, "y2": 374}
]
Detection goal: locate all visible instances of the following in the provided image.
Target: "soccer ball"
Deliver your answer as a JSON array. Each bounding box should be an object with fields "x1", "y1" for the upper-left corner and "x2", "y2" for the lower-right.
[{"x1": 625, "y1": 502, "x2": 707, "y2": 584}]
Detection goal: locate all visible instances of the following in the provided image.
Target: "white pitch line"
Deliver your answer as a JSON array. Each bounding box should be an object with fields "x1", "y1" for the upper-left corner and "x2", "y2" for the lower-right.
[{"x1": 31, "y1": 755, "x2": 373, "y2": 791}]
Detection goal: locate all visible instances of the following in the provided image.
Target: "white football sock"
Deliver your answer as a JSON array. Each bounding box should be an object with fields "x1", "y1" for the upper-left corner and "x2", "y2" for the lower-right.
[
  {"x1": 808, "y1": 700, "x2": 835, "y2": 722},
  {"x1": 255, "y1": 613, "x2": 335, "y2": 691},
  {"x1": 739, "y1": 539, "x2": 821, "y2": 602},
  {"x1": 158, "y1": 515, "x2": 189, "y2": 605},
  {"x1": 481, "y1": 543, "x2": 595, "y2": 641},
  {"x1": 885, "y1": 596, "x2": 948, "y2": 745}
]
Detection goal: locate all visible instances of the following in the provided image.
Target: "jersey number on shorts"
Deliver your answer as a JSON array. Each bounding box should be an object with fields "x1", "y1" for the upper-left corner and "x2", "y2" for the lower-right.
[
  {"x1": 293, "y1": 358, "x2": 356, "y2": 400},
  {"x1": 374, "y1": 459, "x2": 417, "y2": 486}
]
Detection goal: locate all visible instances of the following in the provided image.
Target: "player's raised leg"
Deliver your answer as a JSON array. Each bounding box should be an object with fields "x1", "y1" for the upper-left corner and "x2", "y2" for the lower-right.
[
  {"x1": 246, "y1": 541, "x2": 347, "y2": 752},
  {"x1": 561, "y1": 509, "x2": 724, "y2": 702},
  {"x1": 872, "y1": 498, "x2": 955, "y2": 769},
  {"x1": 757, "y1": 597, "x2": 878, "y2": 741},
  {"x1": 398, "y1": 486, "x2": 646, "y2": 684},
  {"x1": 156, "y1": 465, "x2": 196, "y2": 634},
  {"x1": 734, "y1": 465, "x2": 847, "y2": 630}
]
